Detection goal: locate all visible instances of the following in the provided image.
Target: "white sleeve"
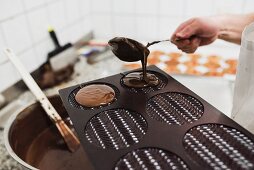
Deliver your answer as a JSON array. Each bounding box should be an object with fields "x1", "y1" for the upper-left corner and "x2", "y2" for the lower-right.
[{"x1": 232, "y1": 22, "x2": 254, "y2": 134}]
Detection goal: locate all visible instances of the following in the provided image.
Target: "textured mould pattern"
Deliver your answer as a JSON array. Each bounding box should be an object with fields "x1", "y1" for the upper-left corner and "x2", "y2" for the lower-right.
[
  {"x1": 68, "y1": 83, "x2": 119, "y2": 110},
  {"x1": 85, "y1": 109, "x2": 147, "y2": 150},
  {"x1": 121, "y1": 71, "x2": 168, "y2": 93},
  {"x1": 115, "y1": 148, "x2": 189, "y2": 170},
  {"x1": 146, "y1": 92, "x2": 204, "y2": 125},
  {"x1": 183, "y1": 124, "x2": 254, "y2": 169}
]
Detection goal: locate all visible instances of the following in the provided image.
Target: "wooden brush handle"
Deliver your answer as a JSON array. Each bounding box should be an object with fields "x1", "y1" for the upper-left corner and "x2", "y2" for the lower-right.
[
  {"x1": 4, "y1": 49, "x2": 61, "y2": 121},
  {"x1": 4, "y1": 48, "x2": 80, "y2": 152},
  {"x1": 56, "y1": 120, "x2": 80, "y2": 152}
]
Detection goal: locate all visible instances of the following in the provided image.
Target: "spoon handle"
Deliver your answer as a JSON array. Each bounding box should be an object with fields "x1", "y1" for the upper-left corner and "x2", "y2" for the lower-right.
[{"x1": 146, "y1": 39, "x2": 170, "y2": 47}]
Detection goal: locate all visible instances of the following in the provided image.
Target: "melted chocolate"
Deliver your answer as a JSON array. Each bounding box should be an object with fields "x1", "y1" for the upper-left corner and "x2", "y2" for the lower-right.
[
  {"x1": 75, "y1": 84, "x2": 115, "y2": 107},
  {"x1": 122, "y1": 72, "x2": 159, "y2": 88},
  {"x1": 108, "y1": 37, "x2": 162, "y2": 86},
  {"x1": 26, "y1": 124, "x2": 91, "y2": 170},
  {"x1": 108, "y1": 37, "x2": 150, "y2": 62},
  {"x1": 8, "y1": 96, "x2": 93, "y2": 170}
]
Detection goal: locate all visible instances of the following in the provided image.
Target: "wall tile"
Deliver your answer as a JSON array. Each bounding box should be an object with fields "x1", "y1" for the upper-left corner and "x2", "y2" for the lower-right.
[
  {"x1": 27, "y1": 7, "x2": 49, "y2": 43},
  {"x1": 23, "y1": 0, "x2": 45, "y2": 10},
  {"x1": 185, "y1": 0, "x2": 215, "y2": 17},
  {"x1": 91, "y1": 0, "x2": 111, "y2": 13},
  {"x1": 0, "y1": 0, "x2": 23, "y2": 21},
  {"x1": 47, "y1": 0, "x2": 66, "y2": 31},
  {"x1": 0, "y1": 61, "x2": 20, "y2": 92},
  {"x1": 214, "y1": 0, "x2": 244, "y2": 14},
  {"x1": 58, "y1": 22, "x2": 84, "y2": 45},
  {"x1": 243, "y1": 0, "x2": 254, "y2": 14},
  {"x1": 112, "y1": 0, "x2": 135, "y2": 14},
  {"x1": 34, "y1": 38, "x2": 54, "y2": 66},
  {"x1": 79, "y1": 0, "x2": 91, "y2": 16},
  {"x1": 91, "y1": 15, "x2": 113, "y2": 39},
  {"x1": 64, "y1": 0, "x2": 80, "y2": 24},
  {"x1": 82, "y1": 17, "x2": 92, "y2": 35},
  {"x1": 66, "y1": 22, "x2": 83, "y2": 43},
  {"x1": 2, "y1": 15, "x2": 33, "y2": 53},
  {"x1": 158, "y1": 0, "x2": 184, "y2": 17},
  {"x1": 158, "y1": 17, "x2": 183, "y2": 40},
  {"x1": 19, "y1": 48, "x2": 39, "y2": 72},
  {"x1": 113, "y1": 15, "x2": 136, "y2": 38},
  {"x1": 0, "y1": 30, "x2": 8, "y2": 64},
  {"x1": 136, "y1": 0, "x2": 158, "y2": 15},
  {"x1": 136, "y1": 16, "x2": 158, "y2": 41}
]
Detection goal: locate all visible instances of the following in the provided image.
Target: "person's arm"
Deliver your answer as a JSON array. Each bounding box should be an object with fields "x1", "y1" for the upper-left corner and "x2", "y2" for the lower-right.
[{"x1": 171, "y1": 13, "x2": 254, "y2": 53}]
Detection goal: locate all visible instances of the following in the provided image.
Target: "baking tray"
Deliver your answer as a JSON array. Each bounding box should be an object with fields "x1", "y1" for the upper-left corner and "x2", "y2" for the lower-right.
[{"x1": 59, "y1": 65, "x2": 254, "y2": 170}]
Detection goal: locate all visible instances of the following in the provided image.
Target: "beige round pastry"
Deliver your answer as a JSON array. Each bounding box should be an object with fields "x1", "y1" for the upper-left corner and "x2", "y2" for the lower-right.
[{"x1": 75, "y1": 84, "x2": 115, "y2": 107}]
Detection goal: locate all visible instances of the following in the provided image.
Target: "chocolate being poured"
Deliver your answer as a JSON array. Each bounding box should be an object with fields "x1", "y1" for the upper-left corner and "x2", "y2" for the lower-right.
[{"x1": 108, "y1": 37, "x2": 166, "y2": 88}]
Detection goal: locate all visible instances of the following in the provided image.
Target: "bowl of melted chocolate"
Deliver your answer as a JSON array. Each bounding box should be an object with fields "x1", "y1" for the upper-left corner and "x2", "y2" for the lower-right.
[{"x1": 4, "y1": 95, "x2": 93, "y2": 170}]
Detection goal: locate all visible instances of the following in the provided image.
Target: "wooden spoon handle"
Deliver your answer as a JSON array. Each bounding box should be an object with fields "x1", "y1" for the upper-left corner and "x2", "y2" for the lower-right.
[{"x1": 4, "y1": 48, "x2": 80, "y2": 152}]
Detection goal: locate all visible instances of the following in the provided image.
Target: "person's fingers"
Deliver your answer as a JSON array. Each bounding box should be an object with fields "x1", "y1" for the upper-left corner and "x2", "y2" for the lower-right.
[
  {"x1": 170, "y1": 18, "x2": 196, "y2": 41},
  {"x1": 174, "y1": 18, "x2": 200, "y2": 39},
  {"x1": 178, "y1": 37, "x2": 201, "y2": 53},
  {"x1": 171, "y1": 39, "x2": 190, "y2": 48},
  {"x1": 173, "y1": 18, "x2": 196, "y2": 36},
  {"x1": 176, "y1": 23, "x2": 200, "y2": 39}
]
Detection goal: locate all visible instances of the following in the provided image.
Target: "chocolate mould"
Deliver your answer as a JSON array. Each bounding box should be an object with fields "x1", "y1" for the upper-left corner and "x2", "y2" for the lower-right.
[{"x1": 59, "y1": 65, "x2": 254, "y2": 170}]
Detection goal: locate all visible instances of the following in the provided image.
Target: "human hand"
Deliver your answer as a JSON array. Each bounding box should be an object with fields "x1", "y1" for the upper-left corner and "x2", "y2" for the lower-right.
[{"x1": 171, "y1": 17, "x2": 220, "y2": 53}]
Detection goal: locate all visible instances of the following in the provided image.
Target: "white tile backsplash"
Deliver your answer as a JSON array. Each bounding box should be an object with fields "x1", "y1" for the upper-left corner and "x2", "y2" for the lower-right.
[
  {"x1": 47, "y1": 0, "x2": 66, "y2": 31},
  {"x1": 23, "y1": 0, "x2": 45, "y2": 10},
  {"x1": 19, "y1": 48, "x2": 39, "y2": 72},
  {"x1": 27, "y1": 7, "x2": 49, "y2": 43},
  {"x1": 91, "y1": 15, "x2": 113, "y2": 39},
  {"x1": 135, "y1": 0, "x2": 158, "y2": 15},
  {"x1": 91, "y1": 0, "x2": 112, "y2": 13},
  {"x1": 243, "y1": 0, "x2": 254, "y2": 14},
  {"x1": 79, "y1": 0, "x2": 91, "y2": 16},
  {"x1": 112, "y1": 0, "x2": 135, "y2": 14},
  {"x1": 60, "y1": 22, "x2": 83, "y2": 43},
  {"x1": 82, "y1": 17, "x2": 92, "y2": 35},
  {"x1": 185, "y1": 0, "x2": 215, "y2": 17},
  {"x1": 214, "y1": 0, "x2": 244, "y2": 14},
  {"x1": 0, "y1": 0, "x2": 23, "y2": 21},
  {"x1": 158, "y1": 0, "x2": 185, "y2": 17},
  {"x1": 35, "y1": 38, "x2": 53, "y2": 66},
  {"x1": 0, "y1": 62, "x2": 21, "y2": 92},
  {"x1": 0, "y1": 0, "x2": 91, "y2": 92},
  {"x1": 64, "y1": 0, "x2": 80, "y2": 24},
  {"x1": 136, "y1": 16, "x2": 158, "y2": 41},
  {"x1": 158, "y1": 17, "x2": 183, "y2": 40},
  {"x1": 0, "y1": 30, "x2": 8, "y2": 64},
  {"x1": 2, "y1": 14, "x2": 33, "y2": 53},
  {"x1": 113, "y1": 15, "x2": 136, "y2": 38}
]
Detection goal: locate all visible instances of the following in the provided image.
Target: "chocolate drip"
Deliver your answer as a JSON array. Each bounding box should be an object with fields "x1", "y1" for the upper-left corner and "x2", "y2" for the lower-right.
[
  {"x1": 109, "y1": 37, "x2": 160, "y2": 87},
  {"x1": 122, "y1": 72, "x2": 159, "y2": 88}
]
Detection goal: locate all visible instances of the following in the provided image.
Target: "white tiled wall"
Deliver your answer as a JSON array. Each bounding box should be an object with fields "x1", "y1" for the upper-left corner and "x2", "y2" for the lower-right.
[
  {"x1": 0, "y1": 0, "x2": 254, "y2": 92},
  {"x1": 93, "y1": 0, "x2": 254, "y2": 41},
  {"x1": 0, "y1": 0, "x2": 91, "y2": 92}
]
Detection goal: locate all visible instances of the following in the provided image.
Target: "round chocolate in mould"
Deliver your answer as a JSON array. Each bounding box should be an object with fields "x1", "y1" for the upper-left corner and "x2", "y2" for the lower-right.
[
  {"x1": 183, "y1": 124, "x2": 254, "y2": 170},
  {"x1": 68, "y1": 83, "x2": 119, "y2": 110},
  {"x1": 121, "y1": 71, "x2": 168, "y2": 93},
  {"x1": 85, "y1": 109, "x2": 147, "y2": 150},
  {"x1": 115, "y1": 148, "x2": 189, "y2": 170},
  {"x1": 146, "y1": 92, "x2": 204, "y2": 125}
]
